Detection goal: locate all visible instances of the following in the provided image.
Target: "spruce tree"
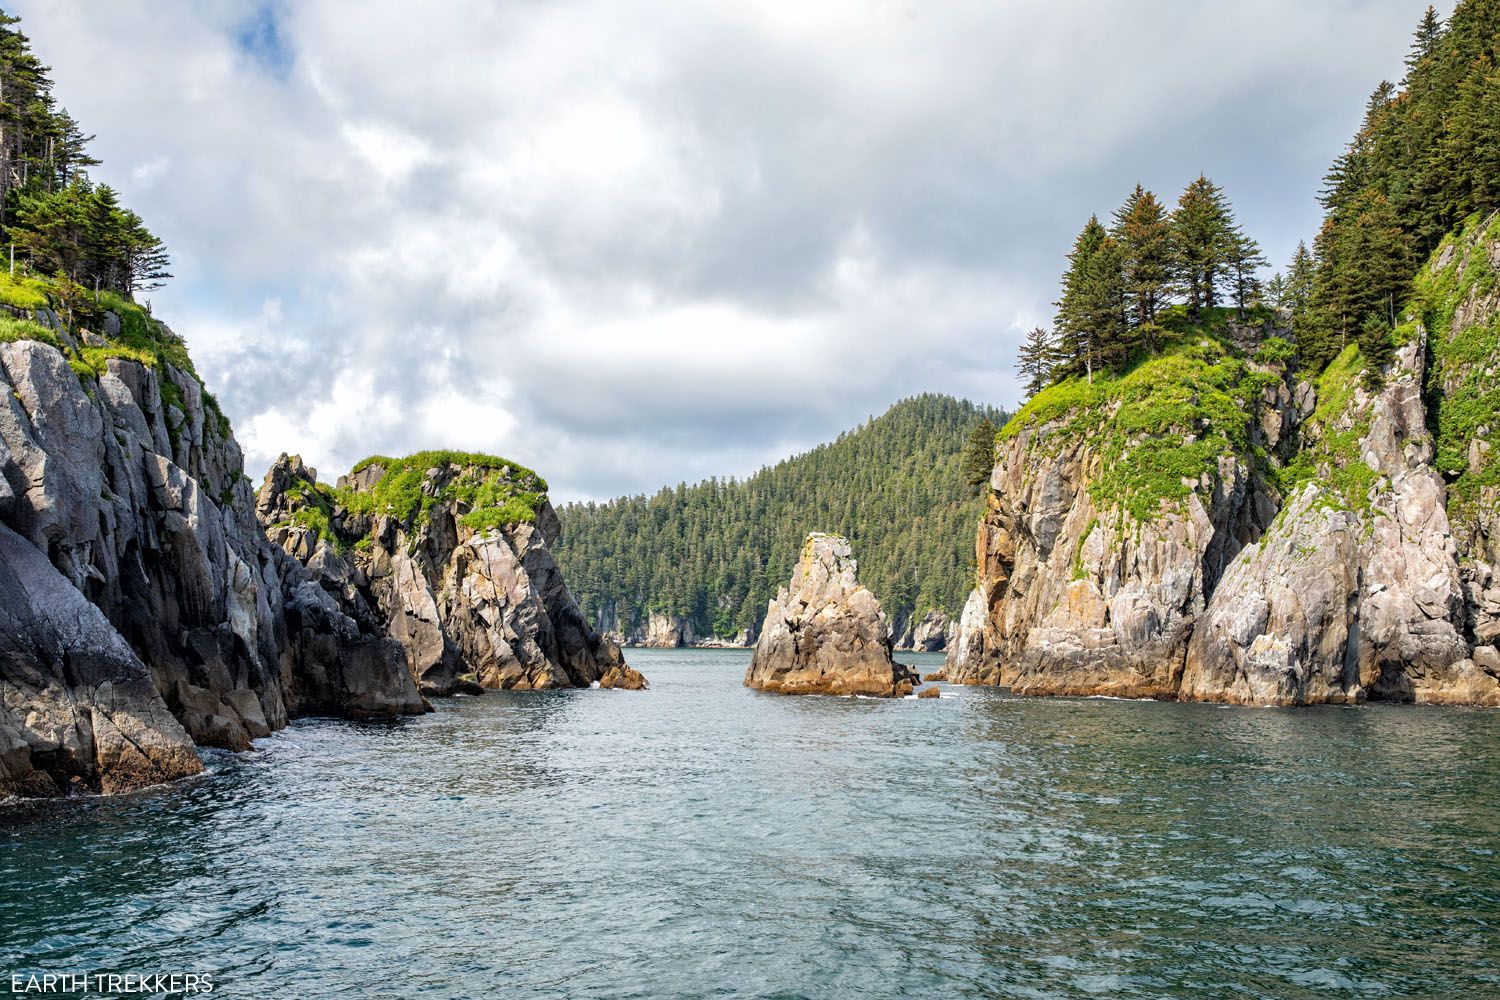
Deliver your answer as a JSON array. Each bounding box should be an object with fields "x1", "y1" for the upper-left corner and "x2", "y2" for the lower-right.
[
  {"x1": 1111, "y1": 184, "x2": 1173, "y2": 344},
  {"x1": 1228, "y1": 229, "x2": 1268, "y2": 317},
  {"x1": 1404, "y1": 6, "x2": 1444, "y2": 76},
  {"x1": 1171, "y1": 176, "x2": 1238, "y2": 317},
  {"x1": 960, "y1": 418, "x2": 999, "y2": 494},
  {"x1": 1053, "y1": 216, "x2": 1108, "y2": 381},
  {"x1": 1358, "y1": 312, "x2": 1395, "y2": 389},
  {"x1": 1015, "y1": 326, "x2": 1054, "y2": 396}
]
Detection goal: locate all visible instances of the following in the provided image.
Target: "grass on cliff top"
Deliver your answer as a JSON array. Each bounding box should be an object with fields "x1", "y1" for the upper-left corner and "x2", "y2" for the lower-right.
[
  {"x1": 0, "y1": 277, "x2": 231, "y2": 440},
  {"x1": 0, "y1": 314, "x2": 62, "y2": 349},
  {"x1": 268, "y1": 463, "x2": 344, "y2": 552},
  {"x1": 1419, "y1": 210, "x2": 1500, "y2": 517},
  {"x1": 998, "y1": 307, "x2": 1285, "y2": 522},
  {"x1": 339, "y1": 451, "x2": 548, "y2": 532}
]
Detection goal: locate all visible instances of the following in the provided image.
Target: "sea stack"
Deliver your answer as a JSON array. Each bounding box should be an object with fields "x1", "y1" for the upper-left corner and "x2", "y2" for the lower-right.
[{"x1": 744, "y1": 532, "x2": 916, "y2": 697}]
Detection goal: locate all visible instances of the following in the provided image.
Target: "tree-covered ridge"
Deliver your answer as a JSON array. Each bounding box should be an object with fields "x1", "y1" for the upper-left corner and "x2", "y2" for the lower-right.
[
  {"x1": 0, "y1": 10, "x2": 169, "y2": 296},
  {"x1": 553, "y1": 394, "x2": 1007, "y2": 640},
  {"x1": 1289, "y1": 0, "x2": 1500, "y2": 373}
]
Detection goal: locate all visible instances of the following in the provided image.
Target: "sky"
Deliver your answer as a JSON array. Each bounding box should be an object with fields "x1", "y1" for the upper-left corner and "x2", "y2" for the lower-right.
[{"x1": 12, "y1": 0, "x2": 1441, "y2": 503}]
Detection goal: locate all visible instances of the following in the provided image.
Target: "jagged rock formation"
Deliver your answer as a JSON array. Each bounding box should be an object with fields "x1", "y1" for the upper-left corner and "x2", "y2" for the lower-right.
[
  {"x1": 949, "y1": 216, "x2": 1500, "y2": 706},
  {"x1": 745, "y1": 533, "x2": 917, "y2": 697},
  {"x1": 257, "y1": 453, "x2": 633, "y2": 696},
  {"x1": 1, "y1": 317, "x2": 425, "y2": 799}
]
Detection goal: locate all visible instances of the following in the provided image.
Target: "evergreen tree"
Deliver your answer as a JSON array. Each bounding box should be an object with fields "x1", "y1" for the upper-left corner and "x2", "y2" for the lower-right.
[
  {"x1": 1305, "y1": 190, "x2": 1412, "y2": 370},
  {"x1": 1228, "y1": 228, "x2": 1268, "y2": 317},
  {"x1": 1404, "y1": 6, "x2": 1444, "y2": 76},
  {"x1": 960, "y1": 418, "x2": 998, "y2": 495},
  {"x1": 1358, "y1": 312, "x2": 1394, "y2": 389},
  {"x1": 1015, "y1": 325, "x2": 1054, "y2": 396},
  {"x1": 0, "y1": 11, "x2": 168, "y2": 295},
  {"x1": 1054, "y1": 216, "x2": 1130, "y2": 379},
  {"x1": 1171, "y1": 176, "x2": 1238, "y2": 316},
  {"x1": 1111, "y1": 184, "x2": 1173, "y2": 342}
]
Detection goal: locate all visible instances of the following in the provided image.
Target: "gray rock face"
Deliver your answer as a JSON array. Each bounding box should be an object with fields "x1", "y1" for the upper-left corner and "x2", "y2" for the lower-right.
[
  {"x1": 953, "y1": 315, "x2": 1496, "y2": 707},
  {"x1": 894, "y1": 609, "x2": 950, "y2": 651},
  {"x1": 1, "y1": 333, "x2": 425, "y2": 799},
  {"x1": 947, "y1": 402, "x2": 1282, "y2": 699},
  {"x1": 642, "y1": 612, "x2": 697, "y2": 648},
  {"x1": 1183, "y1": 338, "x2": 1473, "y2": 705},
  {"x1": 0, "y1": 522, "x2": 201, "y2": 797},
  {"x1": 258, "y1": 455, "x2": 629, "y2": 696},
  {"x1": 745, "y1": 533, "x2": 917, "y2": 697}
]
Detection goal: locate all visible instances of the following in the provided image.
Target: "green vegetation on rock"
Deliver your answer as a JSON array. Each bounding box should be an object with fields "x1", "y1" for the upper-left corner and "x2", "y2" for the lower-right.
[
  {"x1": 1419, "y1": 210, "x2": 1500, "y2": 519},
  {"x1": 338, "y1": 451, "x2": 546, "y2": 531},
  {"x1": 1001, "y1": 308, "x2": 1285, "y2": 522},
  {"x1": 1275, "y1": 344, "x2": 1379, "y2": 515}
]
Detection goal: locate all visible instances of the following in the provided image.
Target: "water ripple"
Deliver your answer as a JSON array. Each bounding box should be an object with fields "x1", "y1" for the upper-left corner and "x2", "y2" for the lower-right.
[{"x1": 3, "y1": 649, "x2": 1499, "y2": 998}]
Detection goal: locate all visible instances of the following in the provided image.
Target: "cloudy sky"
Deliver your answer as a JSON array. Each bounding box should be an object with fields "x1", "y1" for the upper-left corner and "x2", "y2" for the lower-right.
[{"x1": 14, "y1": 1, "x2": 1437, "y2": 502}]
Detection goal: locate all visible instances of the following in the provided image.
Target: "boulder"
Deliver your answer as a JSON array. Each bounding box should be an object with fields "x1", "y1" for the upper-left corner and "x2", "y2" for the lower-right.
[
  {"x1": 744, "y1": 533, "x2": 916, "y2": 697},
  {"x1": 599, "y1": 666, "x2": 649, "y2": 690},
  {"x1": 917, "y1": 686, "x2": 940, "y2": 699}
]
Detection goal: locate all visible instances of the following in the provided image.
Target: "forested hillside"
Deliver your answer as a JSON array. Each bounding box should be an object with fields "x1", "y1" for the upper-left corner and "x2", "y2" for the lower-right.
[{"x1": 554, "y1": 394, "x2": 1005, "y2": 642}]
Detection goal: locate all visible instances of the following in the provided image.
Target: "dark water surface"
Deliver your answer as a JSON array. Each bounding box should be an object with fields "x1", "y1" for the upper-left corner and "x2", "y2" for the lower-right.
[{"x1": 3, "y1": 649, "x2": 1499, "y2": 999}]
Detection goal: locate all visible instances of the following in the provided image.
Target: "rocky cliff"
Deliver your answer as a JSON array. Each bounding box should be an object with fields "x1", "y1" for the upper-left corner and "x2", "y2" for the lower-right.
[
  {"x1": 949, "y1": 214, "x2": 1500, "y2": 707},
  {"x1": 1, "y1": 306, "x2": 425, "y2": 799},
  {"x1": 893, "y1": 609, "x2": 950, "y2": 651},
  {"x1": 257, "y1": 453, "x2": 639, "y2": 696},
  {"x1": 745, "y1": 533, "x2": 917, "y2": 697}
]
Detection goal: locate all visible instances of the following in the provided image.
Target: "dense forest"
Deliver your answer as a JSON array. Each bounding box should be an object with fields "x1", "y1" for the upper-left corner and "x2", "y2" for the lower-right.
[
  {"x1": 1016, "y1": 0, "x2": 1500, "y2": 399},
  {"x1": 0, "y1": 10, "x2": 169, "y2": 299},
  {"x1": 554, "y1": 395, "x2": 1006, "y2": 641}
]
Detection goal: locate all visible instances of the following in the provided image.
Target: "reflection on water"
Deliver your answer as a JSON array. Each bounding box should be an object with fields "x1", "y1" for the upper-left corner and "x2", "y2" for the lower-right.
[{"x1": 3, "y1": 649, "x2": 1498, "y2": 998}]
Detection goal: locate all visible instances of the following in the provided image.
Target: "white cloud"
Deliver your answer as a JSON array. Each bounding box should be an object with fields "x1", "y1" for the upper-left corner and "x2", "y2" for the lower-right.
[{"x1": 8, "y1": 0, "x2": 1440, "y2": 501}]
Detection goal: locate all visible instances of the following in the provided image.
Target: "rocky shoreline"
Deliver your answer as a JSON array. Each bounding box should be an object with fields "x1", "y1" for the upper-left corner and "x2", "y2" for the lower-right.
[{"x1": 0, "y1": 309, "x2": 641, "y2": 800}]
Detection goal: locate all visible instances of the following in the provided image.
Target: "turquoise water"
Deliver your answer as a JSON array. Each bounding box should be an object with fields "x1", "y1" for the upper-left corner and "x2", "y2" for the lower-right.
[{"x1": 3, "y1": 648, "x2": 1499, "y2": 999}]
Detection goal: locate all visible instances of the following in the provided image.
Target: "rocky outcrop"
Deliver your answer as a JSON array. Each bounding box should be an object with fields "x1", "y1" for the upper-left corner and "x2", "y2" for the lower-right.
[
  {"x1": 258, "y1": 453, "x2": 632, "y2": 696},
  {"x1": 0, "y1": 521, "x2": 201, "y2": 798},
  {"x1": 947, "y1": 342, "x2": 1291, "y2": 698},
  {"x1": 1427, "y1": 213, "x2": 1500, "y2": 671},
  {"x1": 951, "y1": 219, "x2": 1500, "y2": 707},
  {"x1": 643, "y1": 611, "x2": 697, "y2": 648},
  {"x1": 893, "y1": 609, "x2": 950, "y2": 651},
  {"x1": 1183, "y1": 338, "x2": 1475, "y2": 705},
  {"x1": 1, "y1": 319, "x2": 425, "y2": 798},
  {"x1": 744, "y1": 533, "x2": 917, "y2": 697}
]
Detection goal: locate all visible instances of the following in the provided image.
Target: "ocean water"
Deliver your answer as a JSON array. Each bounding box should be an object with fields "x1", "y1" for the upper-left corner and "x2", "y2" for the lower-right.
[{"x1": 3, "y1": 648, "x2": 1499, "y2": 999}]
